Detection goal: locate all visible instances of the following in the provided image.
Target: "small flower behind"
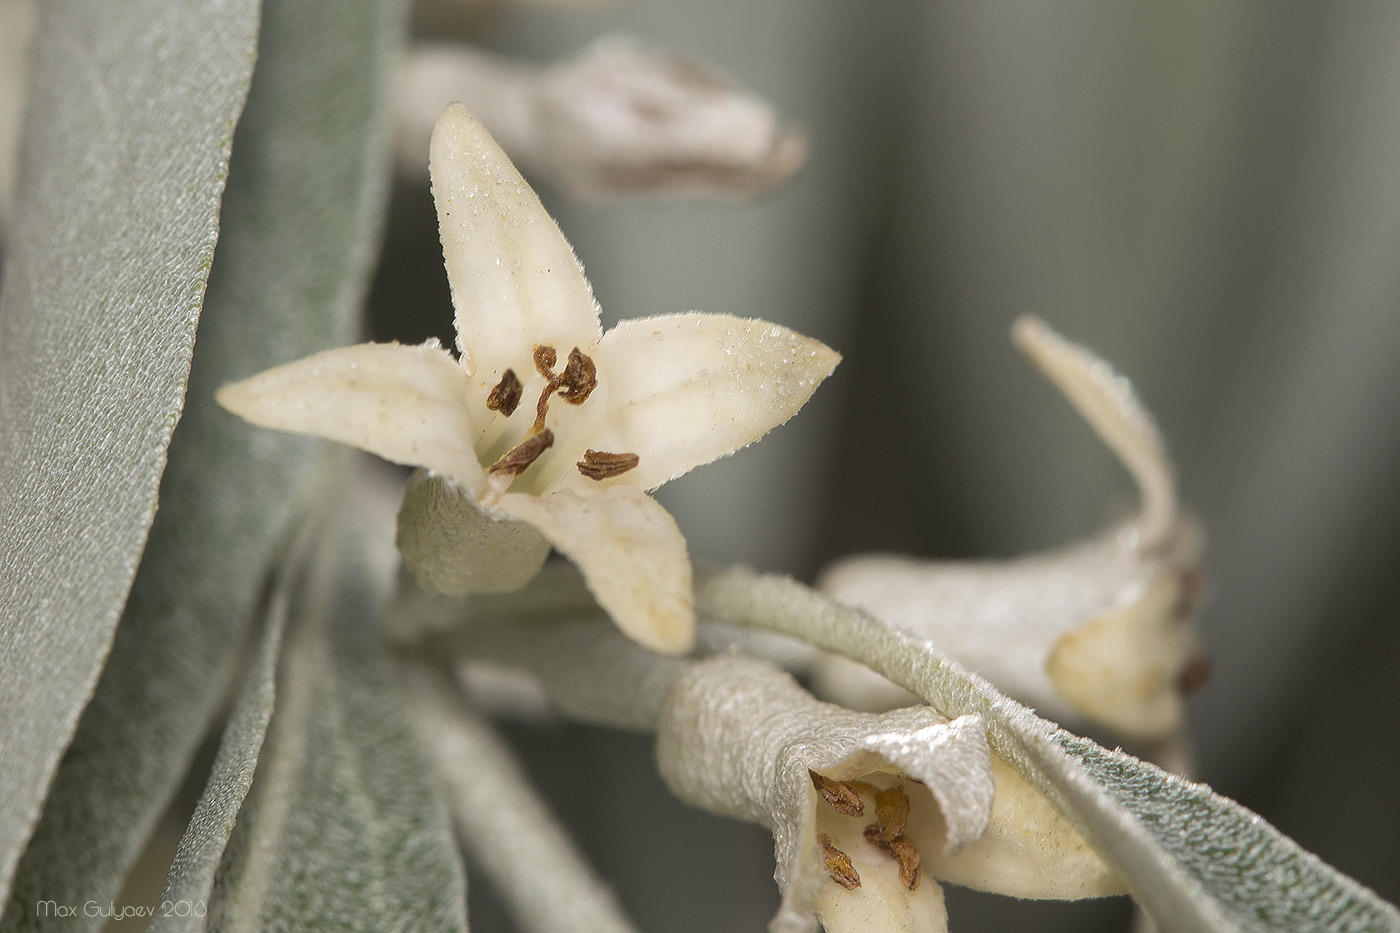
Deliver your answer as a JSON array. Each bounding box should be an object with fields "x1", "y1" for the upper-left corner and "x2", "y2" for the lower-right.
[
  {"x1": 814, "y1": 317, "x2": 1202, "y2": 745},
  {"x1": 216, "y1": 103, "x2": 839, "y2": 655}
]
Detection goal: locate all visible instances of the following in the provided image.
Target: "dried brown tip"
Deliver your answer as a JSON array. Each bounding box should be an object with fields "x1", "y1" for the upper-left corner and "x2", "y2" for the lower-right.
[
  {"x1": 818, "y1": 833, "x2": 861, "y2": 890},
  {"x1": 874, "y1": 784, "x2": 910, "y2": 841},
  {"x1": 486, "y1": 369, "x2": 523, "y2": 417},
  {"x1": 809, "y1": 770, "x2": 865, "y2": 817},
  {"x1": 488, "y1": 429, "x2": 555, "y2": 478},
  {"x1": 557, "y1": 347, "x2": 598, "y2": 404},
  {"x1": 1178, "y1": 654, "x2": 1213, "y2": 693},
  {"x1": 1174, "y1": 567, "x2": 1205, "y2": 618},
  {"x1": 577, "y1": 450, "x2": 640, "y2": 481}
]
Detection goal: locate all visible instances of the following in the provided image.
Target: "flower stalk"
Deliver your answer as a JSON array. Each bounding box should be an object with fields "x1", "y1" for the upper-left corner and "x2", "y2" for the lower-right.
[{"x1": 405, "y1": 662, "x2": 641, "y2": 933}]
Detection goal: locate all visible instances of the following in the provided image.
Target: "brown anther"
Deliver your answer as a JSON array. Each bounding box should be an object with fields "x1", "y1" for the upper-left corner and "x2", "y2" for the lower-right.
[
  {"x1": 874, "y1": 784, "x2": 910, "y2": 840},
  {"x1": 486, "y1": 369, "x2": 523, "y2": 417},
  {"x1": 862, "y1": 825, "x2": 920, "y2": 891},
  {"x1": 533, "y1": 345, "x2": 558, "y2": 378},
  {"x1": 809, "y1": 771, "x2": 865, "y2": 817},
  {"x1": 818, "y1": 834, "x2": 861, "y2": 890},
  {"x1": 888, "y1": 836, "x2": 921, "y2": 890},
  {"x1": 577, "y1": 450, "x2": 640, "y2": 481},
  {"x1": 556, "y1": 347, "x2": 598, "y2": 404},
  {"x1": 488, "y1": 429, "x2": 554, "y2": 478},
  {"x1": 1178, "y1": 653, "x2": 1213, "y2": 693}
]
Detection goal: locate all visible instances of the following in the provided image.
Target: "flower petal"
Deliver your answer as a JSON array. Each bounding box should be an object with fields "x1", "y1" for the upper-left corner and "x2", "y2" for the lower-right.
[
  {"x1": 216, "y1": 342, "x2": 486, "y2": 494},
  {"x1": 494, "y1": 486, "x2": 694, "y2": 654},
  {"x1": 540, "y1": 312, "x2": 839, "y2": 492},
  {"x1": 814, "y1": 528, "x2": 1156, "y2": 724},
  {"x1": 429, "y1": 103, "x2": 602, "y2": 392},
  {"x1": 1013, "y1": 316, "x2": 1178, "y2": 550},
  {"x1": 921, "y1": 755, "x2": 1125, "y2": 899}
]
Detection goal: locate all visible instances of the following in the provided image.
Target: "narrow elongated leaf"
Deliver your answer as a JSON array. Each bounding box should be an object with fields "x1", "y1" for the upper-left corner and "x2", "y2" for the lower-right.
[
  {"x1": 697, "y1": 567, "x2": 1400, "y2": 933},
  {"x1": 150, "y1": 532, "x2": 303, "y2": 933},
  {"x1": 0, "y1": 0, "x2": 401, "y2": 923},
  {"x1": 0, "y1": 0, "x2": 260, "y2": 903},
  {"x1": 209, "y1": 519, "x2": 468, "y2": 932}
]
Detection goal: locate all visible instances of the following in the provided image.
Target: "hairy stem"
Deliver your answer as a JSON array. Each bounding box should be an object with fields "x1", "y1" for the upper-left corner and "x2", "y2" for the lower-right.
[{"x1": 406, "y1": 663, "x2": 641, "y2": 933}]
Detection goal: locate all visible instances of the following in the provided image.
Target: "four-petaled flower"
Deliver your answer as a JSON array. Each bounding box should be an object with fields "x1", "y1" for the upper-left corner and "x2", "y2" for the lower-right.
[{"x1": 216, "y1": 103, "x2": 839, "y2": 655}]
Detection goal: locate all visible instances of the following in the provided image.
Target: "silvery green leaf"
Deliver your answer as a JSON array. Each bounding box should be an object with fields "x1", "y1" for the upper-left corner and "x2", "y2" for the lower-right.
[
  {"x1": 697, "y1": 567, "x2": 1400, "y2": 933},
  {"x1": 150, "y1": 532, "x2": 303, "y2": 933},
  {"x1": 0, "y1": 0, "x2": 400, "y2": 922},
  {"x1": 0, "y1": 0, "x2": 260, "y2": 903},
  {"x1": 209, "y1": 522, "x2": 468, "y2": 932}
]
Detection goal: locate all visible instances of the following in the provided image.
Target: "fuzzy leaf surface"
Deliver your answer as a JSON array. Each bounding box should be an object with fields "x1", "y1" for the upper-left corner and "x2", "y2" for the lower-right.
[
  {"x1": 0, "y1": 0, "x2": 261, "y2": 903},
  {"x1": 208, "y1": 525, "x2": 468, "y2": 932},
  {"x1": 696, "y1": 567, "x2": 1400, "y2": 933},
  {"x1": 0, "y1": 0, "x2": 399, "y2": 921}
]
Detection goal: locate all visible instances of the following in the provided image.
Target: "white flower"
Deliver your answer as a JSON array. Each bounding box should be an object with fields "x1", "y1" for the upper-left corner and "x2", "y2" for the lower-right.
[
  {"x1": 813, "y1": 317, "x2": 1202, "y2": 743},
  {"x1": 216, "y1": 104, "x2": 839, "y2": 655},
  {"x1": 656, "y1": 656, "x2": 1123, "y2": 933},
  {"x1": 397, "y1": 35, "x2": 807, "y2": 201}
]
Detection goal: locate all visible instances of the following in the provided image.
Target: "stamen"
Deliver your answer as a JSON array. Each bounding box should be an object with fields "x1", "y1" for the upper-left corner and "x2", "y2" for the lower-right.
[
  {"x1": 488, "y1": 429, "x2": 555, "y2": 478},
  {"x1": 874, "y1": 784, "x2": 910, "y2": 840},
  {"x1": 809, "y1": 770, "x2": 865, "y2": 817},
  {"x1": 818, "y1": 834, "x2": 861, "y2": 890},
  {"x1": 862, "y1": 825, "x2": 921, "y2": 891},
  {"x1": 486, "y1": 369, "x2": 523, "y2": 417},
  {"x1": 577, "y1": 450, "x2": 640, "y2": 481},
  {"x1": 890, "y1": 836, "x2": 921, "y2": 890},
  {"x1": 532, "y1": 381, "x2": 557, "y2": 435},
  {"x1": 557, "y1": 347, "x2": 598, "y2": 404},
  {"x1": 533, "y1": 345, "x2": 558, "y2": 377}
]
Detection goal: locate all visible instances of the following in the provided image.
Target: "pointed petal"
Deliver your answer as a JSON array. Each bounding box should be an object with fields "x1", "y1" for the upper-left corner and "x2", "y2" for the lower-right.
[
  {"x1": 494, "y1": 487, "x2": 694, "y2": 654},
  {"x1": 544, "y1": 312, "x2": 839, "y2": 492},
  {"x1": 216, "y1": 343, "x2": 486, "y2": 495},
  {"x1": 429, "y1": 103, "x2": 601, "y2": 393},
  {"x1": 1013, "y1": 316, "x2": 1178, "y2": 550}
]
